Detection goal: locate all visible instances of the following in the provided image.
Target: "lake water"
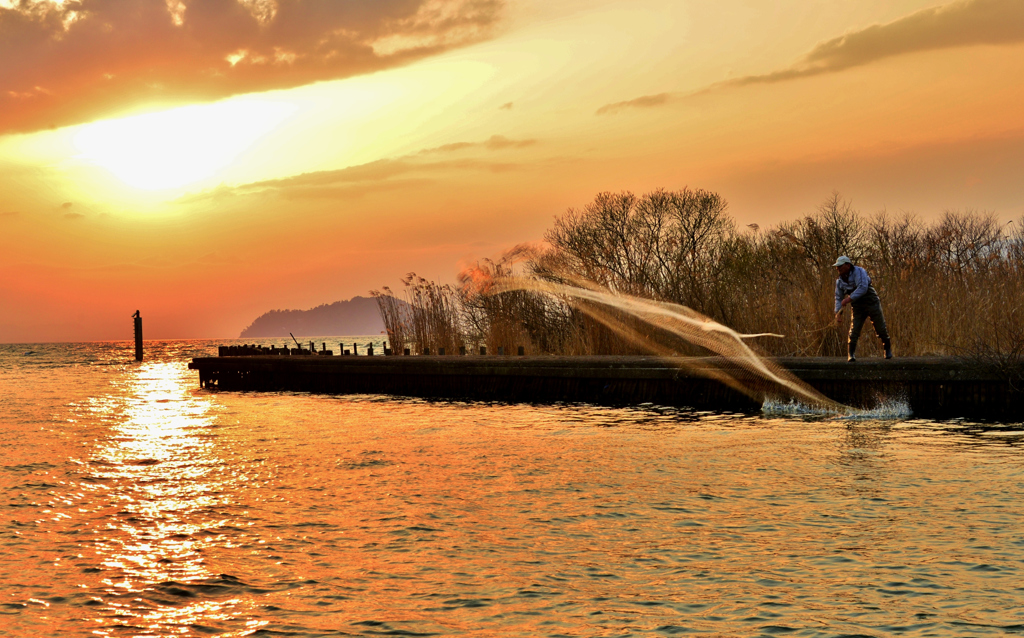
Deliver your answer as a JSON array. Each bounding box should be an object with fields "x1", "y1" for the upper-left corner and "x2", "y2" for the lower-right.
[{"x1": 2, "y1": 340, "x2": 1023, "y2": 637}]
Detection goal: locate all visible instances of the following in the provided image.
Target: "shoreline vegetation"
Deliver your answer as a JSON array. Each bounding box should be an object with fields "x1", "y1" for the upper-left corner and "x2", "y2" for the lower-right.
[{"x1": 372, "y1": 189, "x2": 1023, "y2": 367}]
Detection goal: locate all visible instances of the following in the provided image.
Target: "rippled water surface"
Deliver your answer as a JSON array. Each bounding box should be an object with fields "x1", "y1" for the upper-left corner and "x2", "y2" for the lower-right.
[{"x1": 2, "y1": 340, "x2": 1024, "y2": 637}]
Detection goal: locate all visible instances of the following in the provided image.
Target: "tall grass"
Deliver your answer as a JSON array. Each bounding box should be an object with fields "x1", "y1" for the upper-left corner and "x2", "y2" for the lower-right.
[
  {"x1": 372, "y1": 274, "x2": 465, "y2": 354},
  {"x1": 374, "y1": 188, "x2": 1024, "y2": 360},
  {"x1": 370, "y1": 286, "x2": 411, "y2": 353}
]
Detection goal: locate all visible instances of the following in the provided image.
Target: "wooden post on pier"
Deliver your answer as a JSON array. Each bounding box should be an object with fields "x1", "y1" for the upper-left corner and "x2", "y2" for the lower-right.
[{"x1": 132, "y1": 310, "x2": 143, "y2": 362}]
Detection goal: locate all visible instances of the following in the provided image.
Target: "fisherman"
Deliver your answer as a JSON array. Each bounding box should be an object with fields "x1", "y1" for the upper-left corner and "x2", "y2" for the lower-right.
[{"x1": 833, "y1": 256, "x2": 892, "y2": 362}]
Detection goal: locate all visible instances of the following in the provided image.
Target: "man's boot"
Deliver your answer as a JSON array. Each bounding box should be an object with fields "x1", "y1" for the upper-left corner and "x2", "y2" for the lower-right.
[
  {"x1": 848, "y1": 342, "x2": 857, "y2": 363},
  {"x1": 883, "y1": 341, "x2": 893, "y2": 360}
]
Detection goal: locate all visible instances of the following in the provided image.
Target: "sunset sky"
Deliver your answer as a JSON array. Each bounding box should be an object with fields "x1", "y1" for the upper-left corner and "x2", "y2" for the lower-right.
[{"x1": 2, "y1": 0, "x2": 1023, "y2": 342}]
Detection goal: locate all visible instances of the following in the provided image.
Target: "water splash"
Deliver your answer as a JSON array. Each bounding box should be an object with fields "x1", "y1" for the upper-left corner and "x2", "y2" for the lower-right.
[
  {"x1": 761, "y1": 398, "x2": 848, "y2": 418},
  {"x1": 840, "y1": 397, "x2": 913, "y2": 420},
  {"x1": 487, "y1": 274, "x2": 849, "y2": 412},
  {"x1": 762, "y1": 397, "x2": 912, "y2": 420}
]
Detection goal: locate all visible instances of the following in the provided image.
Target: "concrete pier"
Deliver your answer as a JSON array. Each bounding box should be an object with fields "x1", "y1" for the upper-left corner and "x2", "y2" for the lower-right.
[{"x1": 188, "y1": 355, "x2": 1023, "y2": 420}]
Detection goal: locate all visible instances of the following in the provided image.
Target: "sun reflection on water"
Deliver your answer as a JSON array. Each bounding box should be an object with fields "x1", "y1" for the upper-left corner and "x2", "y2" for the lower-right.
[{"x1": 73, "y1": 361, "x2": 265, "y2": 634}]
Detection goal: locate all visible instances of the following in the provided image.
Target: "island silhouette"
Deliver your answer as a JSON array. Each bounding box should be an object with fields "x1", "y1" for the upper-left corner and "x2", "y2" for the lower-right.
[{"x1": 239, "y1": 296, "x2": 394, "y2": 338}]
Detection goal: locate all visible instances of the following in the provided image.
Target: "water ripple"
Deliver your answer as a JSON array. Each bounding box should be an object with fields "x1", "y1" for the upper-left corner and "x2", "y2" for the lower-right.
[{"x1": 0, "y1": 341, "x2": 1023, "y2": 636}]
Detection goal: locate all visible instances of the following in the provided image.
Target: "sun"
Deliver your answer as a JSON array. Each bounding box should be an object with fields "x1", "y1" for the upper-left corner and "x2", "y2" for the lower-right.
[{"x1": 73, "y1": 99, "x2": 296, "y2": 191}]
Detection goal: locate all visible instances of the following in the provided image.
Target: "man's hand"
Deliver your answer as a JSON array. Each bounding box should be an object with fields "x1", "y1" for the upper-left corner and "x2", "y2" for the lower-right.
[
  {"x1": 840, "y1": 295, "x2": 852, "y2": 308},
  {"x1": 835, "y1": 311, "x2": 843, "y2": 324}
]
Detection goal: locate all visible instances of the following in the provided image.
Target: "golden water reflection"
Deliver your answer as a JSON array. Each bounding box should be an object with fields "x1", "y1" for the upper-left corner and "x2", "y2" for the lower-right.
[
  {"x1": 5, "y1": 342, "x2": 1020, "y2": 636},
  {"x1": 77, "y1": 361, "x2": 265, "y2": 635}
]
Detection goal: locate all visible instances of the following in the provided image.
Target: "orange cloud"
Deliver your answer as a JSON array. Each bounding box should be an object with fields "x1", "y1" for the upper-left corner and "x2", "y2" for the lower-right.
[
  {"x1": 191, "y1": 157, "x2": 525, "y2": 201},
  {"x1": 180, "y1": 134, "x2": 536, "y2": 200},
  {"x1": 0, "y1": 0, "x2": 504, "y2": 134},
  {"x1": 728, "y1": 0, "x2": 1024, "y2": 87},
  {"x1": 419, "y1": 134, "x2": 536, "y2": 154},
  {"x1": 595, "y1": 92, "x2": 671, "y2": 116},
  {"x1": 597, "y1": 0, "x2": 1024, "y2": 114}
]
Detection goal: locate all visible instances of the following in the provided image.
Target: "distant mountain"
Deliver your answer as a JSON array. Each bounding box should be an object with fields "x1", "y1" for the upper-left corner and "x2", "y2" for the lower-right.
[{"x1": 239, "y1": 296, "x2": 386, "y2": 338}]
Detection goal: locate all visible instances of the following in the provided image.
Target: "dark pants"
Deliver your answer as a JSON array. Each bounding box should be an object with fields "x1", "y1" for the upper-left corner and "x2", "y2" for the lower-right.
[{"x1": 849, "y1": 296, "x2": 890, "y2": 352}]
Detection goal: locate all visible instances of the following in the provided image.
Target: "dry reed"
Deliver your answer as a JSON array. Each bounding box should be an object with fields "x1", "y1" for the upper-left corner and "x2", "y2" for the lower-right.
[
  {"x1": 372, "y1": 274, "x2": 465, "y2": 354},
  {"x1": 374, "y1": 188, "x2": 1024, "y2": 363}
]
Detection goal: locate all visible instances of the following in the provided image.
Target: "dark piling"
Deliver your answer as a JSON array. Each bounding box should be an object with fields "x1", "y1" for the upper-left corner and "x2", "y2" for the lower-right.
[{"x1": 133, "y1": 311, "x2": 143, "y2": 362}]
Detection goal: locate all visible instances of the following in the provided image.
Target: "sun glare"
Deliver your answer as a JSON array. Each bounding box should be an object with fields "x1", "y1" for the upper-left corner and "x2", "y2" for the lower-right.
[{"x1": 73, "y1": 100, "x2": 297, "y2": 190}]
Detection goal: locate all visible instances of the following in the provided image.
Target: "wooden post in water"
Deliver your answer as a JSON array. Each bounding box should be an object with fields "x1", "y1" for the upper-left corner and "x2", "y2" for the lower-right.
[{"x1": 132, "y1": 310, "x2": 143, "y2": 362}]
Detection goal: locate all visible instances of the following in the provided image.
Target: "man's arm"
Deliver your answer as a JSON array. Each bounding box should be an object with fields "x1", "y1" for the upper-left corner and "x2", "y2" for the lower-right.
[{"x1": 834, "y1": 279, "x2": 844, "y2": 314}]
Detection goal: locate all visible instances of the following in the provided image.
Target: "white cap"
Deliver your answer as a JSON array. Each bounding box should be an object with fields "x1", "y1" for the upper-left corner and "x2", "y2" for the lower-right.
[{"x1": 833, "y1": 255, "x2": 852, "y2": 267}]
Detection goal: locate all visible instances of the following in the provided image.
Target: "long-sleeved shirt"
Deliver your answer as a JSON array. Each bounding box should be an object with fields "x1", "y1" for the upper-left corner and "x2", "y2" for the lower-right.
[{"x1": 835, "y1": 265, "x2": 875, "y2": 312}]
